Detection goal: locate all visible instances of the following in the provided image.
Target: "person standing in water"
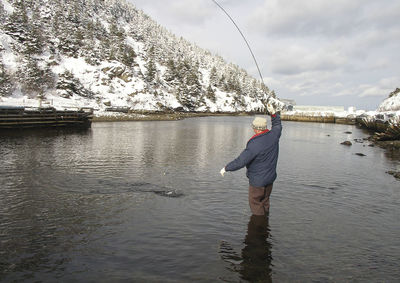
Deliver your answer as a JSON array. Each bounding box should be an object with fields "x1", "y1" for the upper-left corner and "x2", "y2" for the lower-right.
[{"x1": 220, "y1": 104, "x2": 282, "y2": 216}]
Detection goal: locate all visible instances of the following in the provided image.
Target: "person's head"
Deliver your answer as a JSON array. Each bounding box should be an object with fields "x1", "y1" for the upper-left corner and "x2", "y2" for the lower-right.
[{"x1": 252, "y1": 117, "x2": 267, "y2": 134}]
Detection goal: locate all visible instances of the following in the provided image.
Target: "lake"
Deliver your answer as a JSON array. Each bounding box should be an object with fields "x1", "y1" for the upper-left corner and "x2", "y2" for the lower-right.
[{"x1": 1, "y1": 117, "x2": 399, "y2": 282}]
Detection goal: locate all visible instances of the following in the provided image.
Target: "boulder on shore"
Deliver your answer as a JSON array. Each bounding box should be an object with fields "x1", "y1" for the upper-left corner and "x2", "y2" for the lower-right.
[{"x1": 386, "y1": 171, "x2": 400, "y2": 180}]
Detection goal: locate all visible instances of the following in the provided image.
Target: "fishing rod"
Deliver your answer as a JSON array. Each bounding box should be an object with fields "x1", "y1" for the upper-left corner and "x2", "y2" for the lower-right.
[
  {"x1": 211, "y1": 0, "x2": 265, "y2": 86},
  {"x1": 211, "y1": 0, "x2": 278, "y2": 110}
]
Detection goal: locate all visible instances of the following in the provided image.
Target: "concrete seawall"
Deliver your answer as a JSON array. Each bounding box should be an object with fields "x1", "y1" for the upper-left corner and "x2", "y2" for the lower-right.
[{"x1": 280, "y1": 114, "x2": 355, "y2": 125}]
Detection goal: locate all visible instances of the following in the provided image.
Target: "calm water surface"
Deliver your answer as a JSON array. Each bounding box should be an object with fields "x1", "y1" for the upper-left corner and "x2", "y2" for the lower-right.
[{"x1": 0, "y1": 117, "x2": 399, "y2": 282}]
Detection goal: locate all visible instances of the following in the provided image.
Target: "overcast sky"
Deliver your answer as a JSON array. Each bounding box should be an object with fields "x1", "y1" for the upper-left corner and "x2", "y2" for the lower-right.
[{"x1": 128, "y1": 0, "x2": 400, "y2": 110}]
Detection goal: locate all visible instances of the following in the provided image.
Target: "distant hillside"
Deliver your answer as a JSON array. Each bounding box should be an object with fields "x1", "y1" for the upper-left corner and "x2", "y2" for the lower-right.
[
  {"x1": 378, "y1": 88, "x2": 400, "y2": 112},
  {"x1": 0, "y1": 0, "x2": 278, "y2": 112}
]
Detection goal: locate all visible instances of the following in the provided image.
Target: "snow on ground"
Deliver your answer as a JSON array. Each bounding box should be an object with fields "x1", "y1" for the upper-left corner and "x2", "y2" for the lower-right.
[
  {"x1": 0, "y1": 34, "x2": 18, "y2": 71},
  {"x1": 1, "y1": 94, "x2": 399, "y2": 122},
  {"x1": 378, "y1": 90, "x2": 400, "y2": 112},
  {"x1": 1, "y1": 0, "x2": 14, "y2": 14},
  {"x1": 280, "y1": 91, "x2": 400, "y2": 122},
  {"x1": 283, "y1": 109, "x2": 366, "y2": 118}
]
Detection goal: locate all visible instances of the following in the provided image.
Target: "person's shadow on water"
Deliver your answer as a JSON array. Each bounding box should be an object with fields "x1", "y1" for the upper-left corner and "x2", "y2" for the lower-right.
[{"x1": 219, "y1": 215, "x2": 273, "y2": 283}]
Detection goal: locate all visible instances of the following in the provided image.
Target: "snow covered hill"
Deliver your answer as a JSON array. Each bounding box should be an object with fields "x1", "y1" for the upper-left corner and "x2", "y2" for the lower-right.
[
  {"x1": 0, "y1": 0, "x2": 280, "y2": 113},
  {"x1": 378, "y1": 88, "x2": 400, "y2": 112}
]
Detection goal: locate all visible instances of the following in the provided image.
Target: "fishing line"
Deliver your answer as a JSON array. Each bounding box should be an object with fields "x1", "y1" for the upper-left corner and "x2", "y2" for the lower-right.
[{"x1": 211, "y1": 0, "x2": 265, "y2": 86}]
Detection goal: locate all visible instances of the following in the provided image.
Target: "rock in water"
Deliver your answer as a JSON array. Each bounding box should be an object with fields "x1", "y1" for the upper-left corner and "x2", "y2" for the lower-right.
[
  {"x1": 153, "y1": 190, "x2": 184, "y2": 198},
  {"x1": 355, "y1": 153, "x2": 366, "y2": 156},
  {"x1": 130, "y1": 182, "x2": 184, "y2": 198},
  {"x1": 344, "y1": 131, "x2": 352, "y2": 134},
  {"x1": 386, "y1": 171, "x2": 400, "y2": 180},
  {"x1": 341, "y1": 141, "x2": 352, "y2": 146}
]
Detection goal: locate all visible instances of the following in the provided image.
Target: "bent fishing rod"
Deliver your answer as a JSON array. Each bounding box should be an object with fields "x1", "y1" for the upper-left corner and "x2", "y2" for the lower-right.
[{"x1": 211, "y1": 0, "x2": 265, "y2": 88}]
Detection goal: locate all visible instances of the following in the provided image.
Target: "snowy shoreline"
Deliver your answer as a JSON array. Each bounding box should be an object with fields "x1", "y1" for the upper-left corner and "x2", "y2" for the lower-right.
[
  {"x1": 281, "y1": 109, "x2": 400, "y2": 129},
  {"x1": 1, "y1": 97, "x2": 399, "y2": 126},
  {"x1": 92, "y1": 111, "x2": 248, "y2": 122}
]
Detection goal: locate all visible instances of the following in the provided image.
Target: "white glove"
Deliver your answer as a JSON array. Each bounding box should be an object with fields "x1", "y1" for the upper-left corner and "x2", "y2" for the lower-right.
[
  {"x1": 267, "y1": 103, "x2": 276, "y2": 115},
  {"x1": 220, "y1": 167, "x2": 226, "y2": 177}
]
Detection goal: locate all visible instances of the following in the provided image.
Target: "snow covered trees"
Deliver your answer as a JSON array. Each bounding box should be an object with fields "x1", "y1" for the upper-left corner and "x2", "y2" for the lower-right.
[
  {"x1": 3, "y1": 0, "x2": 43, "y2": 55},
  {"x1": 0, "y1": 0, "x2": 275, "y2": 112},
  {"x1": 389, "y1": 88, "x2": 400, "y2": 98},
  {"x1": 378, "y1": 88, "x2": 400, "y2": 112},
  {"x1": 56, "y1": 71, "x2": 94, "y2": 99},
  {"x1": 120, "y1": 45, "x2": 136, "y2": 67},
  {"x1": 145, "y1": 45, "x2": 157, "y2": 83},
  {"x1": 177, "y1": 59, "x2": 202, "y2": 110},
  {"x1": 206, "y1": 84, "x2": 216, "y2": 103},
  {"x1": 0, "y1": 61, "x2": 13, "y2": 97},
  {"x1": 19, "y1": 57, "x2": 54, "y2": 97}
]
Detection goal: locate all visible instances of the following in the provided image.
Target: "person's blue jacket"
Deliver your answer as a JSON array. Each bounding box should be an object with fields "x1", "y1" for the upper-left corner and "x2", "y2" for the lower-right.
[{"x1": 225, "y1": 114, "x2": 282, "y2": 187}]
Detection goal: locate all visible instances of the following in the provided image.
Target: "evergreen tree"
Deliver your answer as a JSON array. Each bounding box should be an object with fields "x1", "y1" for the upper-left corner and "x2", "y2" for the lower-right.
[
  {"x1": 185, "y1": 61, "x2": 202, "y2": 99},
  {"x1": 270, "y1": 90, "x2": 276, "y2": 98},
  {"x1": 164, "y1": 58, "x2": 178, "y2": 83},
  {"x1": 226, "y1": 70, "x2": 241, "y2": 94},
  {"x1": 24, "y1": 24, "x2": 44, "y2": 55},
  {"x1": 120, "y1": 44, "x2": 136, "y2": 67},
  {"x1": 389, "y1": 88, "x2": 400, "y2": 98},
  {"x1": 28, "y1": 3, "x2": 46, "y2": 52},
  {"x1": 110, "y1": 21, "x2": 125, "y2": 39},
  {"x1": 145, "y1": 45, "x2": 157, "y2": 83},
  {"x1": 56, "y1": 71, "x2": 94, "y2": 99},
  {"x1": 175, "y1": 59, "x2": 202, "y2": 110},
  {"x1": 206, "y1": 84, "x2": 216, "y2": 103},
  {"x1": 0, "y1": 0, "x2": 6, "y2": 24},
  {"x1": 219, "y1": 74, "x2": 228, "y2": 91},
  {"x1": 261, "y1": 83, "x2": 271, "y2": 96},
  {"x1": 53, "y1": 1, "x2": 84, "y2": 57},
  {"x1": 3, "y1": 1, "x2": 28, "y2": 42},
  {"x1": 0, "y1": 62, "x2": 13, "y2": 97},
  {"x1": 232, "y1": 93, "x2": 245, "y2": 109},
  {"x1": 209, "y1": 66, "x2": 218, "y2": 87},
  {"x1": 4, "y1": 0, "x2": 44, "y2": 55},
  {"x1": 19, "y1": 56, "x2": 54, "y2": 97}
]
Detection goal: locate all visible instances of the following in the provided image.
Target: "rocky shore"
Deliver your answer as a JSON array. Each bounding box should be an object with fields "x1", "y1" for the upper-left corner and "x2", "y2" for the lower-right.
[
  {"x1": 280, "y1": 110, "x2": 400, "y2": 181},
  {"x1": 339, "y1": 124, "x2": 400, "y2": 181},
  {"x1": 92, "y1": 111, "x2": 249, "y2": 122}
]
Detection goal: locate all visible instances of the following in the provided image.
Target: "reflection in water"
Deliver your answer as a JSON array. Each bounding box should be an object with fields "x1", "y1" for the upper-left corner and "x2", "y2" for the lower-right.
[
  {"x1": 241, "y1": 215, "x2": 272, "y2": 283},
  {"x1": 220, "y1": 215, "x2": 272, "y2": 283},
  {"x1": 1, "y1": 119, "x2": 399, "y2": 282}
]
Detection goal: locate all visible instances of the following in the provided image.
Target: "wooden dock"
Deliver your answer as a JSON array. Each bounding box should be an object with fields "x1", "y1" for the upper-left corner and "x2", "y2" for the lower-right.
[{"x1": 0, "y1": 106, "x2": 93, "y2": 128}]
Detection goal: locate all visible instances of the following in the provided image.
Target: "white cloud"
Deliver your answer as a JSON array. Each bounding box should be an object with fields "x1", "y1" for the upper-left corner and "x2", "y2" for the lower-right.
[
  {"x1": 268, "y1": 43, "x2": 346, "y2": 75},
  {"x1": 168, "y1": 0, "x2": 214, "y2": 25},
  {"x1": 378, "y1": 77, "x2": 399, "y2": 88},
  {"x1": 248, "y1": 0, "x2": 364, "y2": 37},
  {"x1": 332, "y1": 90, "x2": 352, "y2": 97},
  {"x1": 129, "y1": 0, "x2": 214, "y2": 26},
  {"x1": 248, "y1": 0, "x2": 400, "y2": 38},
  {"x1": 358, "y1": 77, "x2": 399, "y2": 97},
  {"x1": 262, "y1": 76, "x2": 281, "y2": 87},
  {"x1": 359, "y1": 87, "x2": 390, "y2": 98}
]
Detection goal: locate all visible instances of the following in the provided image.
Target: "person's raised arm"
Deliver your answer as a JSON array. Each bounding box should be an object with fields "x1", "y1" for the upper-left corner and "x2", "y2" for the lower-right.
[{"x1": 267, "y1": 103, "x2": 282, "y2": 137}]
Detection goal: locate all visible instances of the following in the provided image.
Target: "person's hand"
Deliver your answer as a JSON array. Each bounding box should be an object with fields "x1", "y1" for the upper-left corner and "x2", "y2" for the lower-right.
[
  {"x1": 267, "y1": 103, "x2": 276, "y2": 115},
  {"x1": 220, "y1": 167, "x2": 226, "y2": 177}
]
